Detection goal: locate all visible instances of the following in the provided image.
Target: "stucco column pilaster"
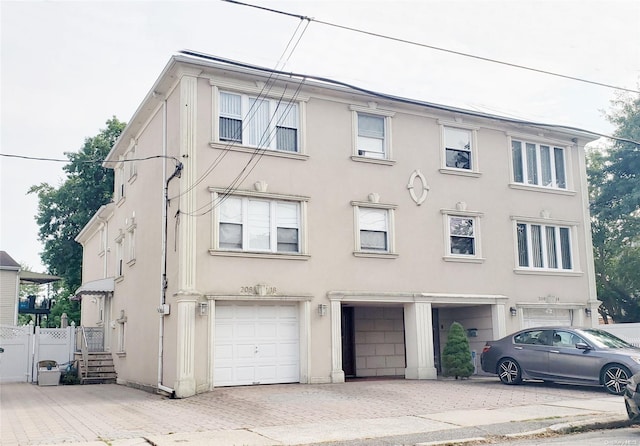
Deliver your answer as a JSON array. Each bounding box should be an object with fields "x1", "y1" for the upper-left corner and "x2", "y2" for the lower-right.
[
  {"x1": 174, "y1": 296, "x2": 197, "y2": 398},
  {"x1": 173, "y1": 71, "x2": 201, "y2": 398},
  {"x1": 329, "y1": 299, "x2": 345, "y2": 383},
  {"x1": 491, "y1": 304, "x2": 508, "y2": 339},
  {"x1": 404, "y1": 301, "x2": 437, "y2": 379}
]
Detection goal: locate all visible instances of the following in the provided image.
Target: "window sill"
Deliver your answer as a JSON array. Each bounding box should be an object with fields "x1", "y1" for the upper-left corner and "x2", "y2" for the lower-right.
[
  {"x1": 509, "y1": 183, "x2": 576, "y2": 196},
  {"x1": 209, "y1": 142, "x2": 309, "y2": 161},
  {"x1": 443, "y1": 256, "x2": 485, "y2": 263},
  {"x1": 116, "y1": 196, "x2": 126, "y2": 207},
  {"x1": 513, "y1": 268, "x2": 583, "y2": 277},
  {"x1": 127, "y1": 259, "x2": 136, "y2": 267},
  {"x1": 208, "y1": 249, "x2": 310, "y2": 260},
  {"x1": 115, "y1": 275, "x2": 124, "y2": 283},
  {"x1": 351, "y1": 155, "x2": 396, "y2": 166},
  {"x1": 439, "y1": 168, "x2": 481, "y2": 178},
  {"x1": 353, "y1": 251, "x2": 398, "y2": 259},
  {"x1": 127, "y1": 173, "x2": 137, "y2": 185},
  {"x1": 116, "y1": 352, "x2": 126, "y2": 358}
]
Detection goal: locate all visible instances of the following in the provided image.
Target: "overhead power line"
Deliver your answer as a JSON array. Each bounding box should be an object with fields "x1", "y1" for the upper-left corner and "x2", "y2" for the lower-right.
[
  {"x1": 223, "y1": 0, "x2": 640, "y2": 94},
  {"x1": 0, "y1": 153, "x2": 180, "y2": 165}
]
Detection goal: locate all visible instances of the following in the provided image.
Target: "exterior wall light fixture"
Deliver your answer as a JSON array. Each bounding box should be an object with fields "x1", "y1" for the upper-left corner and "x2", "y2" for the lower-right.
[
  {"x1": 317, "y1": 304, "x2": 328, "y2": 317},
  {"x1": 585, "y1": 308, "x2": 592, "y2": 317},
  {"x1": 509, "y1": 307, "x2": 517, "y2": 317}
]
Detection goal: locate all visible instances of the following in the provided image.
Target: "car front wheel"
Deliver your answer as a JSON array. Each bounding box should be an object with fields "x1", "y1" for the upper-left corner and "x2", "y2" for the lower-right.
[
  {"x1": 602, "y1": 364, "x2": 631, "y2": 395},
  {"x1": 498, "y1": 358, "x2": 522, "y2": 385}
]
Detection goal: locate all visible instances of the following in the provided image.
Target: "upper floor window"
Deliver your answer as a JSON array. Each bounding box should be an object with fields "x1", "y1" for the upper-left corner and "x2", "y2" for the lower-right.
[
  {"x1": 116, "y1": 164, "x2": 125, "y2": 202},
  {"x1": 126, "y1": 146, "x2": 137, "y2": 181},
  {"x1": 357, "y1": 114, "x2": 386, "y2": 159},
  {"x1": 444, "y1": 127, "x2": 472, "y2": 170},
  {"x1": 115, "y1": 231, "x2": 124, "y2": 277},
  {"x1": 218, "y1": 196, "x2": 301, "y2": 253},
  {"x1": 516, "y1": 222, "x2": 572, "y2": 270},
  {"x1": 350, "y1": 105, "x2": 394, "y2": 163},
  {"x1": 448, "y1": 216, "x2": 476, "y2": 255},
  {"x1": 512, "y1": 140, "x2": 566, "y2": 189},
  {"x1": 126, "y1": 218, "x2": 136, "y2": 264},
  {"x1": 441, "y1": 207, "x2": 484, "y2": 262},
  {"x1": 219, "y1": 91, "x2": 299, "y2": 152},
  {"x1": 352, "y1": 200, "x2": 397, "y2": 257}
]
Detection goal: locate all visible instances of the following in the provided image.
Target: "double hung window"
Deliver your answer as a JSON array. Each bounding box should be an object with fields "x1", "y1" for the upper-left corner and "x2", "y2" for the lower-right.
[
  {"x1": 441, "y1": 209, "x2": 483, "y2": 261},
  {"x1": 218, "y1": 196, "x2": 301, "y2": 253},
  {"x1": 357, "y1": 113, "x2": 386, "y2": 159},
  {"x1": 352, "y1": 202, "x2": 396, "y2": 257},
  {"x1": 448, "y1": 216, "x2": 475, "y2": 255},
  {"x1": 444, "y1": 127, "x2": 472, "y2": 170},
  {"x1": 219, "y1": 91, "x2": 299, "y2": 152},
  {"x1": 512, "y1": 139, "x2": 566, "y2": 189},
  {"x1": 359, "y1": 207, "x2": 389, "y2": 251},
  {"x1": 516, "y1": 222, "x2": 572, "y2": 270}
]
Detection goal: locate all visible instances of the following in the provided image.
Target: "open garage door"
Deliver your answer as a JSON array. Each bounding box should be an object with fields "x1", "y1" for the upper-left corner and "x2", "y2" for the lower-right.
[{"x1": 214, "y1": 302, "x2": 299, "y2": 387}]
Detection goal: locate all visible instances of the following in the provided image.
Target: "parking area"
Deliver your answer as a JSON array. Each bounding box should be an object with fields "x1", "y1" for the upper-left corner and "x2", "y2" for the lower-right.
[{"x1": 0, "y1": 378, "x2": 617, "y2": 445}]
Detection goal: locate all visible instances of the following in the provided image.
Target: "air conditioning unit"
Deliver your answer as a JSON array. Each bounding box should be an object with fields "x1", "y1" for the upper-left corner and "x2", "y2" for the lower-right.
[{"x1": 157, "y1": 304, "x2": 170, "y2": 315}]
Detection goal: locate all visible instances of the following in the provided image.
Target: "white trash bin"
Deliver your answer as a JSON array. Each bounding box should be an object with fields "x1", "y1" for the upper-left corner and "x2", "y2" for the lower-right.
[{"x1": 38, "y1": 360, "x2": 61, "y2": 386}]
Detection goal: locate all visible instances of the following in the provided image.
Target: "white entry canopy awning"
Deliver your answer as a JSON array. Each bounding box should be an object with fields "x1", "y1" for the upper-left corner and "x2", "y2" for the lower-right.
[{"x1": 73, "y1": 278, "x2": 115, "y2": 299}]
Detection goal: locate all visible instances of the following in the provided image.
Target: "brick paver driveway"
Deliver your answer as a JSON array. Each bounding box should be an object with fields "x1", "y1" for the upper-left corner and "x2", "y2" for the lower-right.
[{"x1": 0, "y1": 378, "x2": 608, "y2": 445}]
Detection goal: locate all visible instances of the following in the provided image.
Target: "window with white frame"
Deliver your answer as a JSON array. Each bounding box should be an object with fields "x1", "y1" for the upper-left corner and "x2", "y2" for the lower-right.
[
  {"x1": 516, "y1": 222, "x2": 572, "y2": 270},
  {"x1": 351, "y1": 105, "x2": 394, "y2": 161},
  {"x1": 126, "y1": 220, "x2": 136, "y2": 264},
  {"x1": 441, "y1": 208, "x2": 483, "y2": 261},
  {"x1": 115, "y1": 232, "x2": 124, "y2": 277},
  {"x1": 116, "y1": 163, "x2": 126, "y2": 202},
  {"x1": 352, "y1": 203, "x2": 396, "y2": 256},
  {"x1": 357, "y1": 113, "x2": 386, "y2": 159},
  {"x1": 511, "y1": 139, "x2": 567, "y2": 189},
  {"x1": 218, "y1": 196, "x2": 301, "y2": 253},
  {"x1": 444, "y1": 127, "x2": 473, "y2": 170},
  {"x1": 126, "y1": 146, "x2": 137, "y2": 181},
  {"x1": 448, "y1": 216, "x2": 476, "y2": 255},
  {"x1": 218, "y1": 91, "x2": 300, "y2": 152}
]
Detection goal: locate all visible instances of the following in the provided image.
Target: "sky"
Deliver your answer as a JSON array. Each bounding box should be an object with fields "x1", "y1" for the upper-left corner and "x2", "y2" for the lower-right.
[{"x1": 1, "y1": 0, "x2": 639, "y2": 273}]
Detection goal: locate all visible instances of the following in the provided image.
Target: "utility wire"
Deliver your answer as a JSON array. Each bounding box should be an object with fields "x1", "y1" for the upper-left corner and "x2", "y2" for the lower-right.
[
  {"x1": 0, "y1": 153, "x2": 180, "y2": 165},
  {"x1": 223, "y1": 0, "x2": 640, "y2": 94}
]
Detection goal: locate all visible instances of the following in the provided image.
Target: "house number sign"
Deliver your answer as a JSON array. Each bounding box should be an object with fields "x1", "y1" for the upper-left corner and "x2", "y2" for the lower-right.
[{"x1": 240, "y1": 284, "x2": 277, "y2": 296}]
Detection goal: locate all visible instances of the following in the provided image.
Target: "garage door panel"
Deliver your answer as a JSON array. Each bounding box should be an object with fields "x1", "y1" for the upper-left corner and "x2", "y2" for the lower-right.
[
  {"x1": 215, "y1": 324, "x2": 234, "y2": 340},
  {"x1": 256, "y1": 323, "x2": 278, "y2": 338},
  {"x1": 214, "y1": 303, "x2": 300, "y2": 387},
  {"x1": 278, "y1": 322, "x2": 298, "y2": 338},
  {"x1": 278, "y1": 304, "x2": 298, "y2": 318}
]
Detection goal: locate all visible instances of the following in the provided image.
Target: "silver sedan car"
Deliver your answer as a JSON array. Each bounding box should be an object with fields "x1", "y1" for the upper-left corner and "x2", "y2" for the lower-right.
[{"x1": 480, "y1": 327, "x2": 640, "y2": 395}]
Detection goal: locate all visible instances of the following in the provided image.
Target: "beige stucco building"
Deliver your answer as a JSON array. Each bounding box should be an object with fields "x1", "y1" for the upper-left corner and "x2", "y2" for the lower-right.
[{"x1": 75, "y1": 53, "x2": 599, "y2": 398}]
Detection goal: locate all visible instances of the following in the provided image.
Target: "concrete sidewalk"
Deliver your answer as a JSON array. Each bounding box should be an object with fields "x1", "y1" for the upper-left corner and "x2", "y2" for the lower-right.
[{"x1": 0, "y1": 378, "x2": 632, "y2": 446}]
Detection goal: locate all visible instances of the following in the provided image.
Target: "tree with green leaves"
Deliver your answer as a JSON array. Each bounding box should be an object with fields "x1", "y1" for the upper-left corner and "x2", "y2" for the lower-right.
[
  {"x1": 441, "y1": 321, "x2": 474, "y2": 379},
  {"x1": 29, "y1": 117, "x2": 125, "y2": 325},
  {"x1": 588, "y1": 92, "x2": 640, "y2": 323}
]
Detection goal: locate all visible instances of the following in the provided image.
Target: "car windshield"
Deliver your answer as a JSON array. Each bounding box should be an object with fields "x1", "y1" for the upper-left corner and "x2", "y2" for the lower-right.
[{"x1": 579, "y1": 329, "x2": 635, "y2": 349}]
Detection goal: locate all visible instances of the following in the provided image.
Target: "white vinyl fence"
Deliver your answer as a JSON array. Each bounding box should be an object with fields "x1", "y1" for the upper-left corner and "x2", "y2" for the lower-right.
[
  {"x1": 598, "y1": 323, "x2": 640, "y2": 347},
  {"x1": 0, "y1": 324, "x2": 76, "y2": 383}
]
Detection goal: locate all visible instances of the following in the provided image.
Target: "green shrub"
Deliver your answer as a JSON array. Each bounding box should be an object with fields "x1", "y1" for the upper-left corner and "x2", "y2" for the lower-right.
[{"x1": 442, "y1": 321, "x2": 474, "y2": 379}]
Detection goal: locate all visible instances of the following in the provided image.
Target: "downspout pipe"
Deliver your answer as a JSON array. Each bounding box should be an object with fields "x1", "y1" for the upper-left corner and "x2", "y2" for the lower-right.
[{"x1": 158, "y1": 96, "x2": 182, "y2": 397}]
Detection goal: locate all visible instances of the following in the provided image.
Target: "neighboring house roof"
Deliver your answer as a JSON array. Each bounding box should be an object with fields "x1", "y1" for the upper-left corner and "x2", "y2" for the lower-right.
[
  {"x1": 19, "y1": 270, "x2": 61, "y2": 285},
  {"x1": 0, "y1": 251, "x2": 20, "y2": 270}
]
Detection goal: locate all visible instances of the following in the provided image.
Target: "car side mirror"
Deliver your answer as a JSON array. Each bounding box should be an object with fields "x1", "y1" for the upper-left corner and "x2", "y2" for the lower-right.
[{"x1": 575, "y1": 342, "x2": 591, "y2": 350}]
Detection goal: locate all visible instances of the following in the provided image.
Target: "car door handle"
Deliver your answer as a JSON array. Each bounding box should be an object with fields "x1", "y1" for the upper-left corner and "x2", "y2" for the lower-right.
[
  {"x1": 550, "y1": 350, "x2": 560, "y2": 353},
  {"x1": 514, "y1": 346, "x2": 523, "y2": 350}
]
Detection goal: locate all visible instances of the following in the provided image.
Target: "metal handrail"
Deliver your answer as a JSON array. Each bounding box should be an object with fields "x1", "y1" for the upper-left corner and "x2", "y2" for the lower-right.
[{"x1": 79, "y1": 326, "x2": 89, "y2": 380}]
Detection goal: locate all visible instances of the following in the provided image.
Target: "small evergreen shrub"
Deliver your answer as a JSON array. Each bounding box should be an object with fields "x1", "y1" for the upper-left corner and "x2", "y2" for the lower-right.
[{"x1": 442, "y1": 321, "x2": 474, "y2": 379}]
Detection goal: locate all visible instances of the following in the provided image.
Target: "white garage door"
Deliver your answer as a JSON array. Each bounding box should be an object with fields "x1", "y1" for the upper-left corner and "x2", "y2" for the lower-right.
[
  {"x1": 214, "y1": 302, "x2": 299, "y2": 387},
  {"x1": 523, "y1": 308, "x2": 572, "y2": 328}
]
